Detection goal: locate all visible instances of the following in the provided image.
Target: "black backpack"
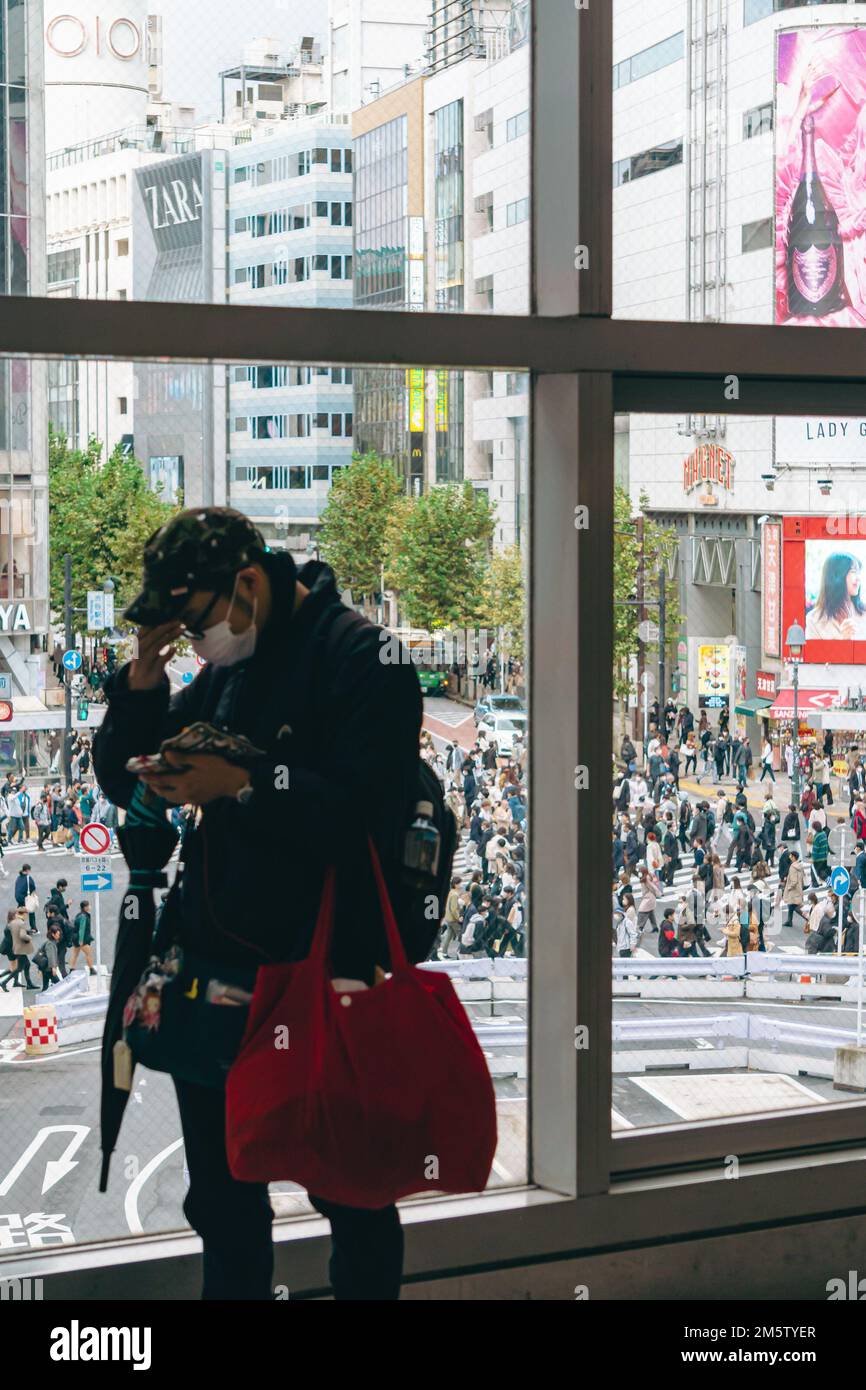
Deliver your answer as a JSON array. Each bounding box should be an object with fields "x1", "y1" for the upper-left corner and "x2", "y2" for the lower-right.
[
  {"x1": 324, "y1": 610, "x2": 459, "y2": 948},
  {"x1": 0, "y1": 925, "x2": 11, "y2": 959}
]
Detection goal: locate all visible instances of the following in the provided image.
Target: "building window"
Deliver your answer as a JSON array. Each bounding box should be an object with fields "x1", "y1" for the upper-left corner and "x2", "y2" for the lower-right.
[
  {"x1": 234, "y1": 216, "x2": 249, "y2": 234},
  {"x1": 613, "y1": 32, "x2": 684, "y2": 89},
  {"x1": 614, "y1": 138, "x2": 683, "y2": 187},
  {"x1": 353, "y1": 115, "x2": 409, "y2": 310},
  {"x1": 434, "y1": 99, "x2": 465, "y2": 312},
  {"x1": 475, "y1": 106, "x2": 494, "y2": 147},
  {"x1": 118, "y1": 397, "x2": 128, "y2": 415},
  {"x1": 116, "y1": 238, "x2": 129, "y2": 256},
  {"x1": 742, "y1": 217, "x2": 773, "y2": 253},
  {"x1": 743, "y1": 102, "x2": 773, "y2": 140},
  {"x1": 506, "y1": 110, "x2": 530, "y2": 142},
  {"x1": 506, "y1": 197, "x2": 530, "y2": 227},
  {"x1": 744, "y1": 0, "x2": 836, "y2": 25}
]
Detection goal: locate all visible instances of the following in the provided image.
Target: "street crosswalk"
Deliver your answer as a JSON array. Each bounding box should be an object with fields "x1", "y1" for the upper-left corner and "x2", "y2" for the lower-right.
[{"x1": 642, "y1": 845, "x2": 854, "y2": 954}]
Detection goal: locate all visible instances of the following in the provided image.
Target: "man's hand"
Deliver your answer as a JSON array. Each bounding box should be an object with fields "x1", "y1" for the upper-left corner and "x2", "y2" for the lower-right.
[
  {"x1": 128, "y1": 620, "x2": 184, "y2": 692},
  {"x1": 137, "y1": 750, "x2": 249, "y2": 806}
]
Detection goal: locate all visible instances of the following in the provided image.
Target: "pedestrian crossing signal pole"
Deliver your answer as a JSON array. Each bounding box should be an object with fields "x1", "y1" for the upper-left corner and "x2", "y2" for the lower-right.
[
  {"x1": 636, "y1": 516, "x2": 645, "y2": 745},
  {"x1": 786, "y1": 620, "x2": 805, "y2": 836},
  {"x1": 858, "y1": 889, "x2": 865, "y2": 1047},
  {"x1": 94, "y1": 893, "x2": 102, "y2": 989},
  {"x1": 63, "y1": 553, "x2": 73, "y2": 790},
  {"x1": 658, "y1": 567, "x2": 667, "y2": 709}
]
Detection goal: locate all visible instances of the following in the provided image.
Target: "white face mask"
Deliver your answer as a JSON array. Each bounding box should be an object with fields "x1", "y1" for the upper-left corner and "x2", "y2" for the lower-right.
[{"x1": 191, "y1": 576, "x2": 258, "y2": 668}]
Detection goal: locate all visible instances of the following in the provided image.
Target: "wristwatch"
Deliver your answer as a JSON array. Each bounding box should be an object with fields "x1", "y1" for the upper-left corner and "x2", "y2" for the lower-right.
[{"x1": 235, "y1": 781, "x2": 254, "y2": 806}]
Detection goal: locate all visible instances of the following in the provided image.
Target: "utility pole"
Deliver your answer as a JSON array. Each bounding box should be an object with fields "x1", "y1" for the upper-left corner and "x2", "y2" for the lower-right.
[
  {"x1": 658, "y1": 566, "x2": 667, "y2": 712},
  {"x1": 63, "y1": 553, "x2": 73, "y2": 790},
  {"x1": 635, "y1": 515, "x2": 645, "y2": 744}
]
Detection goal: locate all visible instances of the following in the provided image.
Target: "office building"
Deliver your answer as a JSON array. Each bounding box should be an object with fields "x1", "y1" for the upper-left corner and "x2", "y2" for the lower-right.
[
  {"x1": 0, "y1": 0, "x2": 62, "y2": 768},
  {"x1": 326, "y1": 0, "x2": 429, "y2": 113},
  {"x1": 352, "y1": 0, "x2": 529, "y2": 546}
]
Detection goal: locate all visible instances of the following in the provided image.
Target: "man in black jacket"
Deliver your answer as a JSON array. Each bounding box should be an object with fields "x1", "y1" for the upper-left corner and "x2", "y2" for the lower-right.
[{"x1": 94, "y1": 508, "x2": 423, "y2": 1302}]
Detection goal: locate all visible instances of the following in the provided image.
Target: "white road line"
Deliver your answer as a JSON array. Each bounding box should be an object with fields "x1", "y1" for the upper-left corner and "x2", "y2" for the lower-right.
[
  {"x1": 0, "y1": 1044, "x2": 101, "y2": 1064},
  {"x1": 124, "y1": 1138, "x2": 184, "y2": 1235}
]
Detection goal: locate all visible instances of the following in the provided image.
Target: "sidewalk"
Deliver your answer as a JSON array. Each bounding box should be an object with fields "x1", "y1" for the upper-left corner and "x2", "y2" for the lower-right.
[{"x1": 677, "y1": 767, "x2": 850, "y2": 824}]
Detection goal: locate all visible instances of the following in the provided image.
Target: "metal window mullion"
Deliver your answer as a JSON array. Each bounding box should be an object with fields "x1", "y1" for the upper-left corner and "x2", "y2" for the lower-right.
[
  {"x1": 9, "y1": 301, "x2": 866, "y2": 385},
  {"x1": 532, "y1": 0, "x2": 612, "y2": 318},
  {"x1": 529, "y1": 372, "x2": 614, "y2": 1202}
]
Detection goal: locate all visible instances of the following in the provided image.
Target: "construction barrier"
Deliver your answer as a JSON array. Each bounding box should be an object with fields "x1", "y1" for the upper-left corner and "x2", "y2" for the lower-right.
[{"x1": 23, "y1": 1003, "x2": 58, "y2": 1056}]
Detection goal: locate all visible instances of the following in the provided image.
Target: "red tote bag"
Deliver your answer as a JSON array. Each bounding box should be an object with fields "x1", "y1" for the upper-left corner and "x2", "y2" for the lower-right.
[{"x1": 225, "y1": 838, "x2": 498, "y2": 1209}]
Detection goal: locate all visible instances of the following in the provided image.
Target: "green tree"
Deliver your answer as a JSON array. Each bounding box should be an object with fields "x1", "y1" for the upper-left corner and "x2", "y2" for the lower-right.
[
  {"x1": 480, "y1": 545, "x2": 525, "y2": 660},
  {"x1": 614, "y1": 484, "x2": 682, "y2": 704},
  {"x1": 49, "y1": 428, "x2": 178, "y2": 623},
  {"x1": 317, "y1": 450, "x2": 404, "y2": 606},
  {"x1": 386, "y1": 483, "x2": 495, "y2": 630}
]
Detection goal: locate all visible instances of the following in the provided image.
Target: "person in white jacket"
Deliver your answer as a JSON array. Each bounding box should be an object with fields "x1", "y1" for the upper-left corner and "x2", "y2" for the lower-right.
[
  {"x1": 616, "y1": 895, "x2": 640, "y2": 956},
  {"x1": 725, "y1": 877, "x2": 748, "y2": 920},
  {"x1": 644, "y1": 832, "x2": 664, "y2": 877},
  {"x1": 636, "y1": 870, "x2": 661, "y2": 936}
]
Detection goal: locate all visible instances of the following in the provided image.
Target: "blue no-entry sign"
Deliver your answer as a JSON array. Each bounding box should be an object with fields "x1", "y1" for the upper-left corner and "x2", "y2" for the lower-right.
[
  {"x1": 63, "y1": 650, "x2": 82, "y2": 672},
  {"x1": 830, "y1": 866, "x2": 851, "y2": 897}
]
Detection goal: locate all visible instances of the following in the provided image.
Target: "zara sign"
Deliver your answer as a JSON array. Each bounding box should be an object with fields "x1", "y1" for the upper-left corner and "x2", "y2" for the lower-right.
[{"x1": 46, "y1": 14, "x2": 142, "y2": 61}]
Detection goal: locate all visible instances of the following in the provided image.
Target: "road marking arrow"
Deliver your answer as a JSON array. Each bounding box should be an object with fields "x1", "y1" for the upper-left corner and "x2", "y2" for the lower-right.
[{"x1": 0, "y1": 1125, "x2": 90, "y2": 1197}]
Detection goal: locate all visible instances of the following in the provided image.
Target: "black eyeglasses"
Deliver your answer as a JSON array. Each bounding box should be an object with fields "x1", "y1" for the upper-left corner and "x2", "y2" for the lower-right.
[{"x1": 178, "y1": 591, "x2": 222, "y2": 641}]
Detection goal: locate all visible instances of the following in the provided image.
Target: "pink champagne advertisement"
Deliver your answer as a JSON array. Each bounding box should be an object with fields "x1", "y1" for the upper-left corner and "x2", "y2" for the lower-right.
[{"x1": 776, "y1": 27, "x2": 866, "y2": 327}]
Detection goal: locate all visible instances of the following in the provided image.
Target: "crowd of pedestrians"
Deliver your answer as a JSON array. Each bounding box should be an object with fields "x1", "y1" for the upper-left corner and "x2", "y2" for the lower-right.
[
  {"x1": 0, "y1": 745, "x2": 118, "y2": 994},
  {"x1": 613, "y1": 702, "x2": 866, "y2": 962},
  {"x1": 421, "y1": 726, "x2": 528, "y2": 961}
]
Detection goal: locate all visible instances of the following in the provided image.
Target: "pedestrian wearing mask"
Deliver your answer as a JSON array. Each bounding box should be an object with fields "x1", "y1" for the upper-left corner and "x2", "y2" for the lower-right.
[{"x1": 94, "y1": 507, "x2": 430, "y2": 1302}]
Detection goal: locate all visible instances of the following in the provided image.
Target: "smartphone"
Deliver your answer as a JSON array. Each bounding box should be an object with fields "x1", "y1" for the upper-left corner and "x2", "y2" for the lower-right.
[{"x1": 126, "y1": 754, "x2": 191, "y2": 776}]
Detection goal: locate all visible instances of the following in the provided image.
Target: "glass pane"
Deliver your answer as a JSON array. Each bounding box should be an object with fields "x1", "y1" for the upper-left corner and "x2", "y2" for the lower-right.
[
  {"x1": 613, "y1": 0, "x2": 862, "y2": 325},
  {"x1": 0, "y1": 355, "x2": 528, "y2": 1250},
  {"x1": 25, "y1": 1, "x2": 531, "y2": 313},
  {"x1": 613, "y1": 408, "x2": 866, "y2": 1135}
]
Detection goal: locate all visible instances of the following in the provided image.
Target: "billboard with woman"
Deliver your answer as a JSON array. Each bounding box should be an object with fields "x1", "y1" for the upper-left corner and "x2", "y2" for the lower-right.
[
  {"x1": 804, "y1": 544, "x2": 866, "y2": 640},
  {"x1": 783, "y1": 519, "x2": 866, "y2": 661}
]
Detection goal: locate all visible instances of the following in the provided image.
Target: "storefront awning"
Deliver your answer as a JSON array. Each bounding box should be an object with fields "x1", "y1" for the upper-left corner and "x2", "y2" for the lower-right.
[
  {"x1": 767, "y1": 688, "x2": 839, "y2": 720},
  {"x1": 735, "y1": 697, "x2": 773, "y2": 717}
]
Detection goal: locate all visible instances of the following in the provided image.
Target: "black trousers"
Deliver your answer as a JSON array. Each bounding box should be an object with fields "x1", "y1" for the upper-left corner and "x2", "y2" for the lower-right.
[{"x1": 173, "y1": 1076, "x2": 404, "y2": 1301}]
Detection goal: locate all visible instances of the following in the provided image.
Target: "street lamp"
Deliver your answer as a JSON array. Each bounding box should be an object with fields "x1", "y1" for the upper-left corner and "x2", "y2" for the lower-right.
[{"x1": 786, "y1": 619, "x2": 806, "y2": 816}]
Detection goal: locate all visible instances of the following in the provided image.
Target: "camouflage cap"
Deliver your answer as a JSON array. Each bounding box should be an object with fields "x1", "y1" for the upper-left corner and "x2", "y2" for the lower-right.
[{"x1": 124, "y1": 507, "x2": 268, "y2": 626}]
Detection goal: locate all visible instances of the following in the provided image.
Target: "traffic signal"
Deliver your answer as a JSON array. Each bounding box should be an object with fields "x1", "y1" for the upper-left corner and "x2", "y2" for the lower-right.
[{"x1": 77, "y1": 699, "x2": 89, "y2": 721}]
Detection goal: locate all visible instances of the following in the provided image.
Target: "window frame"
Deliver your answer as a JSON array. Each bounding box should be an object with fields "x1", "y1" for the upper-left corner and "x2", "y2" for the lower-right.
[{"x1": 5, "y1": 0, "x2": 866, "y2": 1295}]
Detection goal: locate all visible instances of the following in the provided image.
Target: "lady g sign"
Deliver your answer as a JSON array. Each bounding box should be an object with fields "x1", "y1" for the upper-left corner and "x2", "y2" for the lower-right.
[{"x1": 46, "y1": 13, "x2": 143, "y2": 61}]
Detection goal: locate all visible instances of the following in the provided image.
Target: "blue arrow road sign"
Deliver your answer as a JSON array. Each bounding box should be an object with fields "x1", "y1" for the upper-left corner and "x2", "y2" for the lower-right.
[
  {"x1": 63, "y1": 649, "x2": 82, "y2": 672},
  {"x1": 81, "y1": 872, "x2": 112, "y2": 892},
  {"x1": 830, "y1": 866, "x2": 851, "y2": 897}
]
